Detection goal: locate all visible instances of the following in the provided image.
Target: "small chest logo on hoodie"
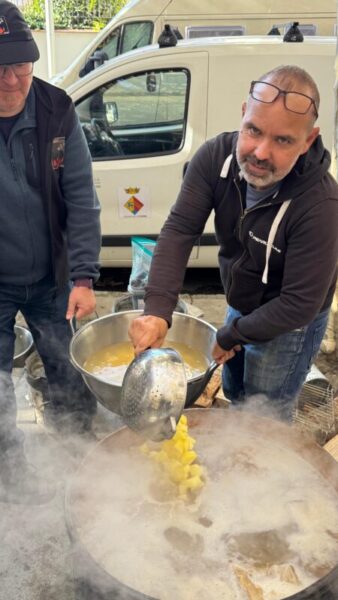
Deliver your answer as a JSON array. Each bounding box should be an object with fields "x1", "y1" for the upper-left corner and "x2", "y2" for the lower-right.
[
  {"x1": 249, "y1": 230, "x2": 281, "y2": 254},
  {"x1": 51, "y1": 137, "x2": 65, "y2": 170},
  {"x1": 0, "y1": 17, "x2": 9, "y2": 35}
]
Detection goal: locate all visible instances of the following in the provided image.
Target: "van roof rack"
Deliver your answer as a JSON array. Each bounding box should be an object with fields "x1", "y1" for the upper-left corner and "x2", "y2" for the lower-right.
[
  {"x1": 158, "y1": 24, "x2": 178, "y2": 48},
  {"x1": 275, "y1": 22, "x2": 317, "y2": 36}
]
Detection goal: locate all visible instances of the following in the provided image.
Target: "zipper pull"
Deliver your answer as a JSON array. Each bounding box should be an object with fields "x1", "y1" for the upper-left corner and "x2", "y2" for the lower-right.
[
  {"x1": 10, "y1": 158, "x2": 18, "y2": 180},
  {"x1": 29, "y1": 142, "x2": 37, "y2": 178}
]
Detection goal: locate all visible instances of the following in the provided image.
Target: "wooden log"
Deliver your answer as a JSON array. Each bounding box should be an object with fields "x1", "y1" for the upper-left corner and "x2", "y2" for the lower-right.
[
  {"x1": 324, "y1": 434, "x2": 338, "y2": 462},
  {"x1": 214, "y1": 386, "x2": 231, "y2": 408},
  {"x1": 193, "y1": 368, "x2": 221, "y2": 407}
]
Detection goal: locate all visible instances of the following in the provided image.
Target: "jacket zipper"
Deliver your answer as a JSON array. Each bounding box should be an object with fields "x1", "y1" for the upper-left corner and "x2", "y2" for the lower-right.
[
  {"x1": 10, "y1": 157, "x2": 18, "y2": 181},
  {"x1": 29, "y1": 142, "x2": 37, "y2": 180},
  {"x1": 227, "y1": 178, "x2": 277, "y2": 302},
  {"x1": 226, "y1": 178, "x2": 245, "y2": 300},
  {"x1": 10, "y1": 149, "x2": 36, "y2": 277}
]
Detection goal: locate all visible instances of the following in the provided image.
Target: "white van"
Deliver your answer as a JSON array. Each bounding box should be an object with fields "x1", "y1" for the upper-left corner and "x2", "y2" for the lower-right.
[
  {"x1": 53, "y1": 0, "x2": 336, "y2": 88},
  {"x1": 67, "y1": 35, "x2": 336, "y2": 267}
]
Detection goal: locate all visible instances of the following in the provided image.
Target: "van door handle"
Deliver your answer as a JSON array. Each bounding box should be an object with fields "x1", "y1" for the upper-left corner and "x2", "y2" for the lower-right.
[{"x1": 183, "y1": 162, "x2": 189, "y2": 178}]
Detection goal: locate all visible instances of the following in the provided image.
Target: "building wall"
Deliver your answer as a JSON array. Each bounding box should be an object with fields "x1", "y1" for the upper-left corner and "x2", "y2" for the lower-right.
[{"x1": 32, "y1": 29, "x2": 97, "y2": 81}]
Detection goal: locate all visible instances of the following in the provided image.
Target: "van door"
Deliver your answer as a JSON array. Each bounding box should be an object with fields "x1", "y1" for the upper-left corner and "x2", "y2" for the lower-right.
[{"x1": 73, "y1": 51, "x2": 209, "y2": 266}]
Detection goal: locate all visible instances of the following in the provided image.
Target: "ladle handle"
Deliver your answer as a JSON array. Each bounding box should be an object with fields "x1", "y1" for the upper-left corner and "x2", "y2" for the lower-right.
[
  {"x1": 199, "y1": 359, "x2": 219, "y2": 389},
  {"x1": 185, "y1": 360, "x2": 220, "y2": 407}
]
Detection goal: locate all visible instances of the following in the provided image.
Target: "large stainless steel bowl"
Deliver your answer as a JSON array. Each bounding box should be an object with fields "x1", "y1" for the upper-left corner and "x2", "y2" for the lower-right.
[
  {"x1": 14, "y1": 325, "x2": 34, "y2": 368},
  {"x1": 69, "y1": 310, "x2": 217, "y2": 416}
]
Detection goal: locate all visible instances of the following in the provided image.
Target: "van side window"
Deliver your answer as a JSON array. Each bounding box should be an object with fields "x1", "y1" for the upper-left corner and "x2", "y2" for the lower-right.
[
  {"x1": 76, "y1": 69, "x2": 189, "y2": 160},
  {"x1": 97, "y1": 28, "x2": 120, "y2": 60},
  {"x1": 97, "y1": 21, "x2": 153, "y2": 60},
  {"x1": 121, "y1": 22, "x2": 154, "y2": 53}
]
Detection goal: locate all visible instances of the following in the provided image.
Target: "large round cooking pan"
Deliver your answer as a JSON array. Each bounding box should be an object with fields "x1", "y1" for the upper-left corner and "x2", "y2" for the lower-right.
[
  {"x1": 13, "y1": 324, "x2": 34, "y2": 368},
  {"x1": 69, "y1": 310, "x2": 217, "y2": 416},
  {"x1": 66, "y1": 410, "x2": 338, "y2": 600}
]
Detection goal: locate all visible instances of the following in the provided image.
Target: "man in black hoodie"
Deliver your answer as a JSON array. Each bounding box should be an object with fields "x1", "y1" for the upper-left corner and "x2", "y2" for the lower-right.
[{"x1": 129, "y1": 65, "x2": 338, "y2": 420}]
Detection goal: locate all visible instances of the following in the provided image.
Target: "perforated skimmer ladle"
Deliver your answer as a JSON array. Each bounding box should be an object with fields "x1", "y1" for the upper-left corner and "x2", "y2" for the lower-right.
[{"x1": 120, "y1": 347, "x2": 187, "y2": 442}]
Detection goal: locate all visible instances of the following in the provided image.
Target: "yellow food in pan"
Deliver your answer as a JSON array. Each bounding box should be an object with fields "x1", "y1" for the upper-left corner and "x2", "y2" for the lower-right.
[{"x1": 140, "y1": 415, "x2": 205, "y2": 498}]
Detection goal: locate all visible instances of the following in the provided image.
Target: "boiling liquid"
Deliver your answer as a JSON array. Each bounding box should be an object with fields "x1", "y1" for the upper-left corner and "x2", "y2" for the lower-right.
[
  {"x1": 71, "y1": 414, "x2": 338, "y2": 600},
  {"x1": 84, "y1": 340, "x2": 208, "y2": 384}
]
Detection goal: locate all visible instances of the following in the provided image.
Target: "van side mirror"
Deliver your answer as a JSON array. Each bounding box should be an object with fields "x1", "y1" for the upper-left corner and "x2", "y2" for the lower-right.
[
  {"x1": 104, "y1": 101, "x2": 118, "y2": 125},
  {"x1": 146, "y1": 72, "x2": 157, "y2": 93},
  {"x1": 91, "y1": 50, "x2": 109, "y2": 69},
  {"x1": 79, "y1": 59, "x2": 94, "y2": 78},
  {"x1": 79, "y1": 50, "x2": 109, "y2": 77}
]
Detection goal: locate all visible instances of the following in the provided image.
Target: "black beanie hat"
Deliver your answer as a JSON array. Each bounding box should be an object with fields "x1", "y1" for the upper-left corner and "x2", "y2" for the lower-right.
[{"x1": 0, "y1": 0, "x2": 40, "y2": 65}]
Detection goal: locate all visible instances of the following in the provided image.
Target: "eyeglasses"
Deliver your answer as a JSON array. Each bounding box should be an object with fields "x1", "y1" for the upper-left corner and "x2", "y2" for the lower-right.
[
  {"x1": 249, "y1": 80, "x2": 318, "y2": 119},
  {"x1": 0, "y1": 63, "x2": 33, "y2": 78}
]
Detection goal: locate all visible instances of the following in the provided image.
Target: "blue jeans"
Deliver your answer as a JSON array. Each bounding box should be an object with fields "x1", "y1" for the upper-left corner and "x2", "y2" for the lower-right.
[
  {"x1": 0, "y1": 275, "x2": 96, "y2": 452},
  {"x1": 222, "y1": 306, "x2": 329, "y2": 421}
]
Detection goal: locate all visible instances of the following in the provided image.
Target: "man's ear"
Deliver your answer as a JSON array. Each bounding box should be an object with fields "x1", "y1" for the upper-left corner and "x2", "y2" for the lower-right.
[
  {"x1": 241, "y1": 101, "x2": 247, "y2": 118},
  {"x1": 303, "y1": 126, "x2": 320, "y2": 153}
]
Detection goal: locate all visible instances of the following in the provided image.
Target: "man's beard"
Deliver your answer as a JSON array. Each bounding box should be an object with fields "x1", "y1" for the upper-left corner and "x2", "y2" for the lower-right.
[
  {"x1": 0, "y1": 90, "x2": 24, "y2": 116},
  {"x1": 236, "y1": 149, "x2": 277, "y2": 189}
]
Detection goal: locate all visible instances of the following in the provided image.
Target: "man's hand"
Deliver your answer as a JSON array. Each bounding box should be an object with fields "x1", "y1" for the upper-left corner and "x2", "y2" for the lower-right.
[
  {"x1": 66, "y1": 287, "x2": 96, "y2": 320},
  {"x1": 128, "y1": 315, "x2": 169, "y2": 355},
  {"x1": 212, "y1": 341, "x2": 242, "y2": 364}
]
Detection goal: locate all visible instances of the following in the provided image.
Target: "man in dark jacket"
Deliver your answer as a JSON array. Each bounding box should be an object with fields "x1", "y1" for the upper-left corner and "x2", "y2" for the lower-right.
[
  {"x1": 129, "y1": 65, "x2": 338, "y2": 421},
  {"x1": 0, "y1": 1, "x2": 101, "y2": 503}
]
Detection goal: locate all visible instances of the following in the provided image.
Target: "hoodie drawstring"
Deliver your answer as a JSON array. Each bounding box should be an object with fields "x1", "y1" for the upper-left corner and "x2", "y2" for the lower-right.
[{"x1": 262, "y1": 199, "x2": 291, "y2": 284}]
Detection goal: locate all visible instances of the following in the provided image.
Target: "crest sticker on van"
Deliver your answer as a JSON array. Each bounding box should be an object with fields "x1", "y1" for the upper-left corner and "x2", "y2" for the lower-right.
[{"x1": 118, "y1": 186, "x2": 150, "y2": 218}]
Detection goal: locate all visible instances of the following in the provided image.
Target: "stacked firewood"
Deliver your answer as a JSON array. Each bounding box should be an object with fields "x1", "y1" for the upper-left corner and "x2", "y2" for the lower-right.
[
  {"x1": 193, "y1": 367, "x2": 230, "y2": 409},
  {"x1": 324, "y1": 396, "x2": 338, "y2": 461}
]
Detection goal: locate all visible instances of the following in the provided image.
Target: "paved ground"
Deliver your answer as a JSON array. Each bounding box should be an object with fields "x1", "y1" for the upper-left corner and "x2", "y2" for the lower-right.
[{"x1": 1, "y1": 289, "x2": 337, "y2": 600}]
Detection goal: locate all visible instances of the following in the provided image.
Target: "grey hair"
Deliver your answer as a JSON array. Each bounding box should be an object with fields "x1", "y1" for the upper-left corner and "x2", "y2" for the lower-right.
[{"x1": 257, "y1": 64, "x2": 320, "y2": 120}]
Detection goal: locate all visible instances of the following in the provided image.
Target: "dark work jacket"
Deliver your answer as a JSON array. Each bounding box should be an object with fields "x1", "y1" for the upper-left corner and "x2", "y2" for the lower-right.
[
  {"x1": 144, "y1": 132, "x2": 338, "y2": 350},
  {"x1": 33, "y1": 77, "x2": 100, "y2": 287}
]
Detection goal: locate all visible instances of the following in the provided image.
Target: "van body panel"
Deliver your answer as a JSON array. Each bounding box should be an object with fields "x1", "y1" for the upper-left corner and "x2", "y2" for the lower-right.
[
  {"x1": 68, "y1": 37, "x2": 336, "y2": 267},
  {"x1": 116, "y1": 0, "x2": 171, "y2": 17},
  {"x1": 206, "y1": 37, "x2": 335, "y2": 146},
  {"x1": 160, "y1": 0, "x2": 335, "y2": 17},
  {"x1": 71, "y1": 49, "x2": 209, "y2": 265},
  {"x1": 52, "y1": 0, "x2": 336, "y2": 89}
]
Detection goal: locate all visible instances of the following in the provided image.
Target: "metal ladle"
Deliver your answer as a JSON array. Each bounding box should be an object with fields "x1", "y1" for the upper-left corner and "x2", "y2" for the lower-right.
[{"x1": 120, "y1": 347, "x2": 187, "y2": 442}]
